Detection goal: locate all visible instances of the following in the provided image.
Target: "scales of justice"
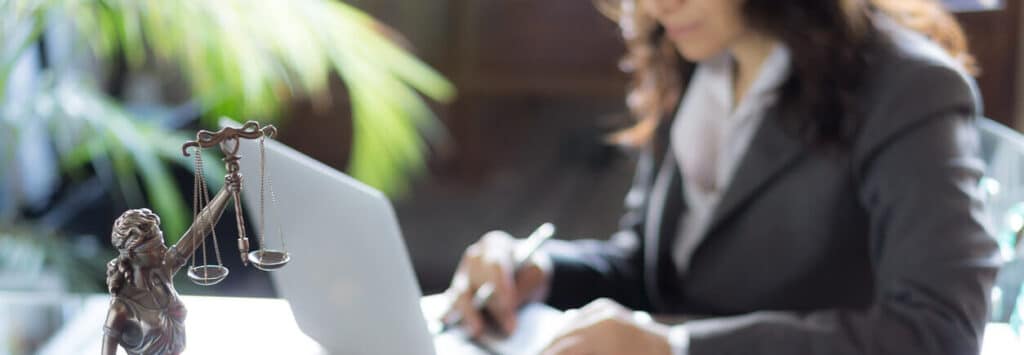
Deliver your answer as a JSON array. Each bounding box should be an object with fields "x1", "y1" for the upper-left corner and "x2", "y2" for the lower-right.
[{"x1": 101, "y1": 121, "x2": 291, "y2": 355}]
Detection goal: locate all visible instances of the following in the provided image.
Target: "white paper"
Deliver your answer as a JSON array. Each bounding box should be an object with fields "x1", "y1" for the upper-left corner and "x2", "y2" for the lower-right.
[{"x1": 435, "y1": 302, "x2": 566, "y2": 355}]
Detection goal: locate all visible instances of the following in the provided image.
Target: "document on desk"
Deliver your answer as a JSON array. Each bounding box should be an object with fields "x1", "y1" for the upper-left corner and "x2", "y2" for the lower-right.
[{"x1": 434, "y1": 302, "x2": 566, "y2": 355}]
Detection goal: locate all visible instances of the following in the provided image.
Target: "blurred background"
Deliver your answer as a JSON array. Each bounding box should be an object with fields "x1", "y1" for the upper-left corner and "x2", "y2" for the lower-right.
[{"x1": 1, "y1": 0, "x2": 1022, "y2": 354}]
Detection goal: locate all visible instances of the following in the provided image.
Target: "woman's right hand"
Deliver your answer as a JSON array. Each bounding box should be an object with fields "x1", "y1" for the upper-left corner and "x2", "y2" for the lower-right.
[{"x1": 442, "y1": 230, "x2": 551, "y2": 337}]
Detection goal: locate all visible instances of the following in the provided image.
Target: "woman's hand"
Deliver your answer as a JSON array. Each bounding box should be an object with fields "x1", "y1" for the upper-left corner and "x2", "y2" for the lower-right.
[
  {"x1": 443, "y1": 230, "x2": 550, "y2": 337},
  {"x1": 542, "y1": 298, "x2": 672, "y2": 355}
]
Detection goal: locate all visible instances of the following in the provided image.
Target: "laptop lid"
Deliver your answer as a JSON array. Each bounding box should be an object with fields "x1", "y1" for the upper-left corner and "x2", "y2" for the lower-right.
[{"x1": 233, "y1": 128, "x2": 435, "y2": 355}]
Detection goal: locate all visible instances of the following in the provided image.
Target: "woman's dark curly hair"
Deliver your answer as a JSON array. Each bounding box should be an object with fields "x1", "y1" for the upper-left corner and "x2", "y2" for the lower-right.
[{"x1": 600, "y1": 0, "x2": 976, "y2": 146}]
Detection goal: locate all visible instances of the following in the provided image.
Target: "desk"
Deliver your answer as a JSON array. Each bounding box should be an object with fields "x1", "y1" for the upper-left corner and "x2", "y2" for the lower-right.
[
  {"x1": 36, "y1": 295, "x2": 326, "y2": 355},
  {"x1": 22, "y1": 294, "x2": 1023, "y2": 354},
  {"x1": 32, "y1": 294, "x2": 490, "y2": 355}
]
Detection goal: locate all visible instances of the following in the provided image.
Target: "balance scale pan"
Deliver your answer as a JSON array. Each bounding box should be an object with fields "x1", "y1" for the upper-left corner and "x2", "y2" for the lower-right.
[
  {"x1": 247, "y1": 250, "x2": 290, "y2": 271},
  {"x1": 187, "y1": 265, "x2": 230, "y2": 286}
]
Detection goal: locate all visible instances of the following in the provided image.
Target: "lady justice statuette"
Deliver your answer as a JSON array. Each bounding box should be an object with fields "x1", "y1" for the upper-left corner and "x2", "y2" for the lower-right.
[{"x1": 101, "y1": 121, "x2": 290, "y2": 355}]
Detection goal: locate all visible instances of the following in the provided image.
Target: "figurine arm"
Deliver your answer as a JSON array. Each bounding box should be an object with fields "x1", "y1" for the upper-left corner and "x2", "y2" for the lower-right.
[
  {"x1": 165, "y1": 185, "x2": 235, "y2": 274},
  {"x1": 101, "y1": 300, "x2": 129, "y2": 355},
  {"x1": 101, "y1": 335, "x2": 118, "y2": 355}
]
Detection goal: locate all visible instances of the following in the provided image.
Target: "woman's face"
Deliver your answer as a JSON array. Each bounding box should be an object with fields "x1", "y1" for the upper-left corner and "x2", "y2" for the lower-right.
[{"x1": 639, "y1": 0, "x2": 749, "y2": 61}]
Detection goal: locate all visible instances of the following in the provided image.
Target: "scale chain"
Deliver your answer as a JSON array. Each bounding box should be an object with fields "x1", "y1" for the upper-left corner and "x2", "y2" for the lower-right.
[
  {"x1": 191, "y1": 149, "x2": 201, "y2": 273},
  {"x1": 200, "y1": 151, "x2": 224, "y2": 267},
  {"x1": 190, "y1": 147, "x2": 223, "y2": 281},
  {"x1": 259, "y1": 136, "x2": 267, "y2": 259},
  {"x1": 267, "y1": 150, "x2": 286, "y2": 251},
  {"x1": 259, "y1": 135, "x2": 287, "y2": 254}
]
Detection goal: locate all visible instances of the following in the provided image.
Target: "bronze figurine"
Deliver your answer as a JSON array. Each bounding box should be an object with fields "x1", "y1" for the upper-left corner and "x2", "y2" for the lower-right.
[{"x1": 102, "y1": 121, "x2": 278, "y2": 355}]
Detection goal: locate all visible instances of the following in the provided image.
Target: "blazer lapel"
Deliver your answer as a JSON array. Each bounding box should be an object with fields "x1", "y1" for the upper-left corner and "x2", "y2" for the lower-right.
[
  {"x1": 706, "y1": 112, "x2": 807, "y2": 236},
  {"x1": 643, "y1": 147, "x2": 685, "y2": 312},
  {"x1": 643, "y1": 114, "x2": 683, "y2": 312}
]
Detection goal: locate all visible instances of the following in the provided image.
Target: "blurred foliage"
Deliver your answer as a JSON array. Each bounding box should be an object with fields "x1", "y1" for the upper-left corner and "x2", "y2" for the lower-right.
[
  {"x1": 0, "y1": 0, "x2": 455, "y2": 243},
  {"x1": 38, "y1": 77, "x2": 224, "y2": 242},
  {"x1": 0, "y1": 225, "x2": 109, "y2": 292}
]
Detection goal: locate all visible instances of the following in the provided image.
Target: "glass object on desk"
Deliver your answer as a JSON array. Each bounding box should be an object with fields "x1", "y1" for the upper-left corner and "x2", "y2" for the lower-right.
[
  {"x1": 996, "y1": 202, "x2": 1024, "y2": 261},
  {"x1": 976, "y1": 118, "x2": 1024, "y2": 262},
  {"x1": 993, "y1": 257, "x2": 1024, "y2": 322},
  {"x1": 987, "y1": 197, "x2": 1024, "y2": 322},
  {"x1": 987, "y1": 199, "x2": 1024, "y2": 322},
  {"x1": 1011, "y1": 283, "x2": 1024, "y2": 336},
  {"x1": 976, "y1": 118, "x2": 1024, "y2": 323}
]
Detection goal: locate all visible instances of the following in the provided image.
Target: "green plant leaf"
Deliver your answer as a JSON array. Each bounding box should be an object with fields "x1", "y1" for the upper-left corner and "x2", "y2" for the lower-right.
[
  {"x1": 46, "y1": 79, "x2": 193, "y2": 242},
  {"x1": 59, "y1": 0, "x2": 456, "y2": 196},
  {"x1": 4, "y1": 0, "x2": 458, "y2": 248}
]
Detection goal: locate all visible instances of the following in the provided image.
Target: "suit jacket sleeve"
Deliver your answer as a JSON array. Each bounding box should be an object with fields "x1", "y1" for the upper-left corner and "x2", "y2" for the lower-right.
[
  {"x1": 681, "y1": 63, "x2": 1001, "y2": 354},
  {"x1": 542, "y1": 144, "x2": 656, "y2": 311}
]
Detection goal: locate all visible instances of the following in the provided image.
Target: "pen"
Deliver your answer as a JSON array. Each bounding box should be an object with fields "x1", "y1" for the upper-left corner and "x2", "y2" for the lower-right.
[{"x1": 440, "y1": 222, "x2": 556, "y2": 334}]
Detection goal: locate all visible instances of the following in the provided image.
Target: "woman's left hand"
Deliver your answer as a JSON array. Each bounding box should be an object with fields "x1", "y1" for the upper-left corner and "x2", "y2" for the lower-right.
[{"x1": 541, "y1": 298, "x2": 672, "y2": 355}]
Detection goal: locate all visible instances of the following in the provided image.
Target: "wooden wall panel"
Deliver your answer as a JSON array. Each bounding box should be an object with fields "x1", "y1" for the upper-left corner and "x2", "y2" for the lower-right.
[
  {"x1": 450, "y1": 0, "x2": 627, "y2": 96},
  {"x1": 956, "y1": 0, "x2": 1022, "y2": 126}
]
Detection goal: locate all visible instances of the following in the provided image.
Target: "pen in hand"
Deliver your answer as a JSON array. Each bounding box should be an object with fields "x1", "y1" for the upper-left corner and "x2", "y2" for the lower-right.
[{"x1": 440, "y1": 222, "x2": 556, "y2": 334}]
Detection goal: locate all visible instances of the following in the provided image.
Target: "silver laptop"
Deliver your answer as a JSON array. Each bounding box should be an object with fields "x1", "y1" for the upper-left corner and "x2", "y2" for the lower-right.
[{"x1": 234, "y1": 130, "x2": 436, "y2": 355}]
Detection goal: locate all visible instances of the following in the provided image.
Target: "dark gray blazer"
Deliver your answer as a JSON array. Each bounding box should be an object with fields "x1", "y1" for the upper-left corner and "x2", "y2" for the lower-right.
[{"x1": 540, "y1": 20, "x2": 1001, "y2": 355}]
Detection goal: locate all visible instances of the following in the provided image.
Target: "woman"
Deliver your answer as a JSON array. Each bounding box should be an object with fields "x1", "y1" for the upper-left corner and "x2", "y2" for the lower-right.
[{"x1": 444, "y1": 0, "x2": 1000, "y2": 354}]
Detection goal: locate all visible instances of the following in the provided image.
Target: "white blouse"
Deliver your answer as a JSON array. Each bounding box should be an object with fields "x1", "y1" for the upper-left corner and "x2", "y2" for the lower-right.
[{"x1": 670, "y1": 44, "x2": 792, "y2": 276}]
